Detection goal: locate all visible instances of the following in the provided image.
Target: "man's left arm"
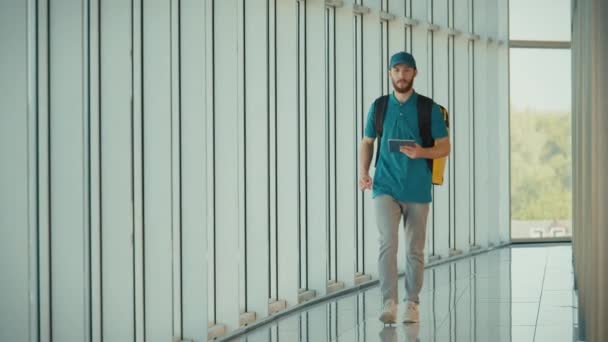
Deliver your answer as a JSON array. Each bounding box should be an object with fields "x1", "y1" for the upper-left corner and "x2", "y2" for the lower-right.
[
  {"x1": 420, "y1": 137, "x2": 450, "y2": 159},
  {"x1": 424, "y1": 103, "x2": 451, "y2": 159}
]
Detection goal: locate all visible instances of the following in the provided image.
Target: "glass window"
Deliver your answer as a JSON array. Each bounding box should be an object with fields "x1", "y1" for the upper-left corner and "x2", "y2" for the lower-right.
[
  {"x1": 510, "y1": 48, "x2": 572, "y2": 240},
  {"x1": 509, "y1": 0, "x2": 571, "y2": 41}
]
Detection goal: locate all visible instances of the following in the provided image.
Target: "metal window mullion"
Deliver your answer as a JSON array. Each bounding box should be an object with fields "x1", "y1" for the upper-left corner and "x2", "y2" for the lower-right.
[
  {"x1": 27, "y1": 0, "x2": 41, "y2": 340},
  {"x1": 81, "y1": 0, "x2": 93, "y2": 339},
  {"x1": 169, "y1": 0, "x2": 183, "y2": 335},
  {"x1": 331, "y1": 7, "x2": 338, "y2": 283},
  {"x1": 131, "y1": 0, "x2": 147, "y2": 339}
]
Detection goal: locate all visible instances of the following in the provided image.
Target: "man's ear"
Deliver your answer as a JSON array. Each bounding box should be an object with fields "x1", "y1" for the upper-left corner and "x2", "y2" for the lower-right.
[{"x1": 414, "y1": 69, "x2": 418, "y2": 77}]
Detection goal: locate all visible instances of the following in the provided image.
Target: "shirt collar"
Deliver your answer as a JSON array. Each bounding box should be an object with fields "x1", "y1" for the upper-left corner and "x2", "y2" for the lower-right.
[{"x1": 390, "y1": 90, "x2": 417, "y2": 106}]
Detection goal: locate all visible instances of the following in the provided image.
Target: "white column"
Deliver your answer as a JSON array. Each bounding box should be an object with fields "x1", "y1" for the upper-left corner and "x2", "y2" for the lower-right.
[
  {"x1": 180, "y1": 0, "x2": 208, "y2": 340},
  {"x1": 48, "y1": 1, "x2": 89, "y2": 340},
  {"x1": 0, "y1": 2, "x2": 31, "y2": 340},
  {"x1": 334, "y1": 0, "x2": 358, "y2": 288},
  {"x1": 210, "y1": 0, "x2": 241, "y2": 332},
  {"x1": 243, "y1": 0, "x2": 271, "y2": 321},
  {"x1": 305, "y1": 0, "x2": 329, "y2": 298},
  {"x1": 142, "y1": 0, "x2": 176, "y2": 338},
  {"x1": 99, "y1": 1, "x2": 135, "y2": 339}
]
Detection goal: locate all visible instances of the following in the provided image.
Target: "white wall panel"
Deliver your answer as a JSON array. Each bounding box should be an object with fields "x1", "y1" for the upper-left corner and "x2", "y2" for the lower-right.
[
  {"x1": 411, "y1": 0, "x2": 430, "y2": 113},
  {"x1": 454, "y1": 0, "x2": 469, "y2": 33},
  {"x1": 487, "y1": 42, "x2": 500, "y2": 246},
  {"x1": 434, "y1": 0, "x2": 449, "y2": 28},
  {"x1": 131, "y1": 1, "x2": 146, "y2": 340},
  {"x1": 297, "y1": 0, "x2": 309, "y2": 292},
  {"x1": 366, "y1": 0, "x2": 381, "y2": 13},
  {"x1": 268, "y1": 0, "x2": 279, "y2": 304},
  {"x1": 26, "y1": 0, "x2": 40, "y2": 339},
  {"x1": 497, "y1": 3, "x2": 510, "y2": 243},
  {"x1": 387, "y1": 0, "x2": 406, "y2": 57},
  {"x1": 169, "y1": 0, "x2": 183, "y2": 335},
  {"x1": 244, "y1": 0, "x2": 271, "y2": 319},
  {"x1": 473, "y1": 0, "x2": 490, "y2": 248},
  {"x1": 305, "y1": 0, "x2": 329, "y2": 296},
  {"x1": 432, "y1": 6, "x2": 451, "y2": 258},
  {"x1": 211, "y1": 0, "x2": 241, "y2": 331},
  {"x1": 0, "y1": 2, "x2": 31, "y2": 340},
  {"x1": 180, "y1": 0, "x2": 208, "y2": 340},
  {"x1": 361, "y1": 6, "x2": 382, "y2": 279},
  {"x1": 99, "y1": 1, "x2": 134, "y2": 339},
  {"x1": 454, "y1": 0, "x2": 472, "y2": 253},
  {"x1": 204, "y1": 0, "x2": 216, "y2": 328},
  {"x1": 354, "y1": 12, "x2": 366, "y2": 275},
  {"x1": 36, "y1": 1, "x2": 52, "y2": 340},
  {"x1": 335, "y1": 0, "x2": 357, "y2": 287},
  {"x1": 327, "y1": 6, "x2": 338, "y2": 285},
  {"x1": 447, "y1": 0, "x2": 457, "y2": 255},
  {"x1": 48, "y1": 1, "x2": 88, "y2": 340},
  {"x1": 484, "y1": 0, "x2": 499, "y2": 247},
  {"x1": 143, "y1": 0, "x2": 174, "y2": 339},
  {"x1": 275, "y1": 0, "x2": 300, "y2": 306}
]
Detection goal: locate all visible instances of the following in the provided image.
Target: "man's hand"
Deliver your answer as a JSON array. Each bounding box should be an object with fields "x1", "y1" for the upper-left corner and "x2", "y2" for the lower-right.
[
  {"x1": 359, "y1": 173, "x2": 373, "y2": 191},
  {"x1": 400, "y1": 143, "x2": 425, "y2": 159},
  {"x1": 400, "y1": 137, "x2": 450, "y2": 159}
]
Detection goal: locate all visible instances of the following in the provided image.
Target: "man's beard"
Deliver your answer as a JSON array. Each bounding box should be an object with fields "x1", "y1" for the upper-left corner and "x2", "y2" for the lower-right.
[{"x1": 392, "y1": 79, "x2": 413, "y2": 93}]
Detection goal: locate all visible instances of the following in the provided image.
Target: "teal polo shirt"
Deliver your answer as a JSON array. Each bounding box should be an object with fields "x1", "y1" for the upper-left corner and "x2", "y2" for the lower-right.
[{"x1": 364, "y1": 91, "x2": 448, "y2": 203}]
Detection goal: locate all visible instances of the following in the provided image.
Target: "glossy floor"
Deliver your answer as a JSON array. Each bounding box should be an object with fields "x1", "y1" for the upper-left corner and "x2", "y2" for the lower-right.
[{"x1": 226, "y1": 244, "x2": 579, "y2": 342}]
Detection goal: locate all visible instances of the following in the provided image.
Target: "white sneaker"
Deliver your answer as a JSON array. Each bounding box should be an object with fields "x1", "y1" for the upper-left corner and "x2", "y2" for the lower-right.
[
  {"x1": 379, "y1": 299, "x2": 397, "y2": 324},
  {"x1": 402, "y1": 301, "x2": 420, "y2": 323}
]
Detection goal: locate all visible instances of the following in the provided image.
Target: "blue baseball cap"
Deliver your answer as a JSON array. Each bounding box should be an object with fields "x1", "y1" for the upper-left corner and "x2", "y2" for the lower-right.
[{"x1": 389, "y1": 51, "x2": 417, "y2": 69}]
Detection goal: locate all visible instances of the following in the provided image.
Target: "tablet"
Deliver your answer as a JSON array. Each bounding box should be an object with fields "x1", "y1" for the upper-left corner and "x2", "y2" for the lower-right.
[{"x1": 388, "y1": 139, "x2": 416, "y2": 152}]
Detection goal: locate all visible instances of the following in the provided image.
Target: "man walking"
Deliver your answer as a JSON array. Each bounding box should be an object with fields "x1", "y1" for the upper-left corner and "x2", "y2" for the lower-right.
[{"x1": 358, "y1": 51, "x2": 450, "y2": 324}]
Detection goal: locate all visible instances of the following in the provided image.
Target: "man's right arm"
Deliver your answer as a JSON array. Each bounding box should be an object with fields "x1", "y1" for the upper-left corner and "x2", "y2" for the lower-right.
[{"x1": 358, "y1": 137, "x2": 375, "y2": 190}]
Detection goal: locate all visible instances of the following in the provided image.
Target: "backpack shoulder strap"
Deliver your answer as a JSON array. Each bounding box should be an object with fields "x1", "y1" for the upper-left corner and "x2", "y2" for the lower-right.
[
  {"x1": 374, "y1": 95, "x2": 389, "y2": 137},
  {"x1": 417, "y1": 94, "x2": 434, "y2": 147},
  {"x1": 417, "y1": 94, "x2": 434, "y2": 171},
  {"x1": 373, "y1": 95, "x2": 389, "y2": 167}
]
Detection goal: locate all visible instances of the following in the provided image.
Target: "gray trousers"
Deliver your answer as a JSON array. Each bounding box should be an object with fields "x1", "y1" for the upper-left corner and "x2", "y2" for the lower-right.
[{"x1": 374, "y1": 195, "x2": 429, "y2": 304}]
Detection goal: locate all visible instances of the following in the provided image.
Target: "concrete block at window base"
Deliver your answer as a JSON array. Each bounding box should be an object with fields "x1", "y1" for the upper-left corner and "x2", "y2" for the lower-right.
[
  {"x1": 268, "y1": 299, "x2": 287, "y2": 314},
  {"x1": 428, "y1": 254, "x2": 442, "y2": 263},
  {"x1": 327, "y1": 280, "x2": 345, "y2": 294},
  {"x1": 298, "y1": 289, "x2": 317, "y2": 303},
  {"x1": 239, "y1": 312, "x2": 257, "y2": 327},
  {"x1": 207, "y1": 323, "x2": 226, "y2": 341},
  {"x1": 470, "y1": 244, "x2": 482, "y2": 251},
  {"x1": 449, "y1": 249, "x2": 463, "y2": 257},
  {"x1": 354, "y1": 273, "x2": 372, "y2": 285}
]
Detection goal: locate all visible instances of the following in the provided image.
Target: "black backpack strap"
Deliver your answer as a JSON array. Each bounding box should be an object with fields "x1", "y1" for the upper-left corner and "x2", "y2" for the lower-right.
[
  {"x1": 417, "y1": 94, "x2": 434, "y2": 171},
  {"x1": 373, "y1": 95, "x2": 389, "y2": 167}
]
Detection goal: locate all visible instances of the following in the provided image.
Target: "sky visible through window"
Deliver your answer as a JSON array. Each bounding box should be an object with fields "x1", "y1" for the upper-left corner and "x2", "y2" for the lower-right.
[
  {"x1": 510, "y1": 48, "x2": 571, "y2": 113},
  {"x1": 509, "y1": 0, "x2": 571, "y2": 114},
  {"x1": 509, "y1": 0, "x2": 571, "y2": 41}
]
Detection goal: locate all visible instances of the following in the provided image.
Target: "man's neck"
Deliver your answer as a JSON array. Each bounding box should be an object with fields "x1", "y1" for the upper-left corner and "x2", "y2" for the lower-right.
[{"x1": 393, "y1": 88, "x2": 414, "y2": 104}]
